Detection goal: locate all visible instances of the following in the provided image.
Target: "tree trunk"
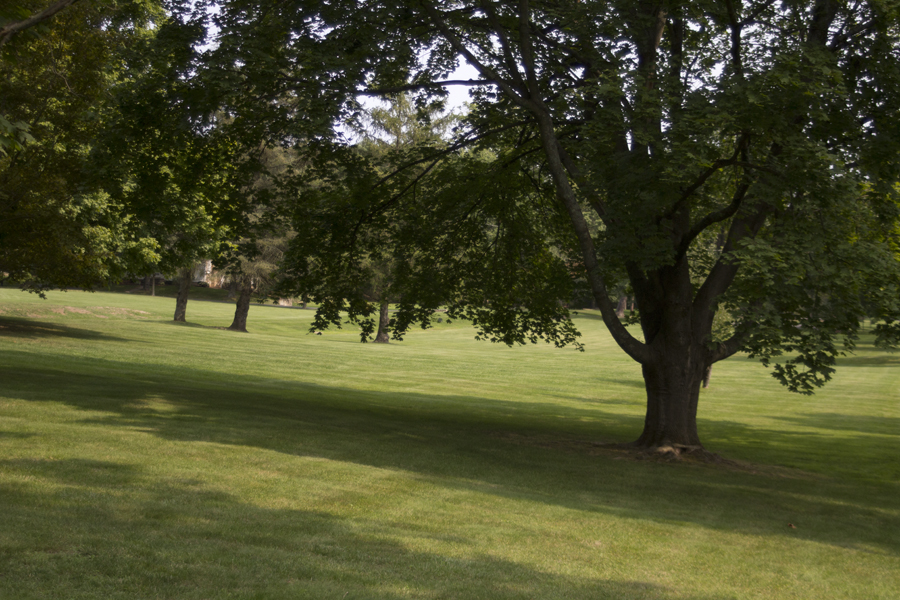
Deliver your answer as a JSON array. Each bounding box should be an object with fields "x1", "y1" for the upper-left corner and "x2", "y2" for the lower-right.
[
  {"x1": 228, "y1": 283, "x2": 252, "y2": 332},
  {"x1": 374, "y1": 301, "x2": 390, "y2": 343},
  {"x1": 628, "y1": 257, "x2": 718, "y2": 451},
  {"x1": 173, "y1": 267, "x2": 192, "y2": 322},
  {"x1": 616, "y1": 295, "x2": 627, "y2": 318},
  {"x1": 634, "y1": 352, "x2": 707, "y2": 449}
]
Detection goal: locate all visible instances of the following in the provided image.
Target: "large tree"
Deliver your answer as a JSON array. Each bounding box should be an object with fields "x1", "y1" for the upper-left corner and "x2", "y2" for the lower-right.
[
  {"x1": 94, "y1": 6, "x2": 245, "y2": 321},
  {"x1": 204, "y1": 0, "x2": 900, "y2": 452},
  {"x1": 0, "y1": 0, "x2": 164, "y2": 294}
]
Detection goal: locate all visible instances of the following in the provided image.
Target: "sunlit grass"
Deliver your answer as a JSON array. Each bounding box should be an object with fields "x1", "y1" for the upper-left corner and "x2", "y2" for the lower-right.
[{"x1": 0, "y1": 288, "x2": 897, "y2": 599}]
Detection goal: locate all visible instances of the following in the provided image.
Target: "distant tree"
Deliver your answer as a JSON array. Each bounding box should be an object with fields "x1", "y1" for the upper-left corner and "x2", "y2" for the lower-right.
[
  {"x1": 223, "y1": 236, "x2": 289, "y2": 332},
  {"x1": 94, "y1": 9, "x2": 242, "y2": 322},
  {"x1": 296, "y1": 94, "x2": 457, "y2": 343}
]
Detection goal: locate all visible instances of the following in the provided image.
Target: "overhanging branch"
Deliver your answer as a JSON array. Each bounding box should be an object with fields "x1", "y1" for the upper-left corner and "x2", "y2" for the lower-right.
[{"x1": 0, "y1": 0, "x2": 82, "y2": 47}]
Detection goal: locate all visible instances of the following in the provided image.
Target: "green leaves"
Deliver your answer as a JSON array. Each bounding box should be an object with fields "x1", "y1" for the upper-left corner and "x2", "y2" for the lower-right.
[
  {"x1": 0, "y1": 114, "x2": 34, "y2": 155},
  {"x1": 0, "y1": 0, "x2": 169, "y2": 292}
]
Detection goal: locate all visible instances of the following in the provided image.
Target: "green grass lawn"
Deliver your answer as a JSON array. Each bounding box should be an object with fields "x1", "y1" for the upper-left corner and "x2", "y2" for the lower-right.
[{"x1": 0, "y1": 288, "x2": 897, "y2": 599}]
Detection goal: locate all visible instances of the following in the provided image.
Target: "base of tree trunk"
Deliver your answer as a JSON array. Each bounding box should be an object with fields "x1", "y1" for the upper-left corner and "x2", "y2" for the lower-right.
[
  {"x1": 228, "y1": 283, "x2": 252, "y2": 332},
  {"x1": 173, "y1": 271, "x2": 191, "y2": 322},
  {"x1": 374, "y1": 301, "x2": 391, "y2": 343},
  {"x1": 598, "y1": 441, "x2": 729, "y2": 464}
]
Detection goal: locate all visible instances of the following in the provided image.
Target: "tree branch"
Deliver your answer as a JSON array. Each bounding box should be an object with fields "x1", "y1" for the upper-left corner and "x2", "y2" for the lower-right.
[
  {"x1": 419, "y1": 0, "x2": 534, "y2": 111},
  {"x1": 740, "y1": 0, "x2": 780, "y2": 27},
  {"x1": 371, "y1": 119, "x2": 530, "y2": 189},
  {"x1": 724, "y1": 0, "x2": 745, "y2": 78},
  {"x1": 692, "y1": 203, "x2": 772, "y2": 336},
  {"x1": 479, "y1": 0, "x2": 526, "y2": 90},
  {"x1": 675, "y1": 181, "x2": 751, "y2": 261},
  {"x1": 711, "y1": 330, "x2": 747, "y2": 362},
  {"x1": 662, "y1": 133, "x2": 749, "y2": 223},
  {"x1": 360, "y1": 79, "x2": 497, "y2": 96},
  {"x1": 0, "y1": 0, "x2": 82, "y2": 47}
]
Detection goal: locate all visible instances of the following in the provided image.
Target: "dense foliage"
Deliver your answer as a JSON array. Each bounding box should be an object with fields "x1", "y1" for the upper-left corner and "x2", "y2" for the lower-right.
[
  {"x1": 0, "y1": 0, "x2": 164, "y2": 293},
  {"x1": 3, "y1": 0, "x2": 899, "y2": 448}
]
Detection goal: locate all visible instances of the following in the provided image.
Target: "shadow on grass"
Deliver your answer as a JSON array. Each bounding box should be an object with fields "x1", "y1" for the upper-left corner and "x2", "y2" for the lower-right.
[
  {"x1": 769, "y1": 413, "x2": 900, "y2": 437},
  {"x1": 0, "y1": 458, "x2": 727, "y2": 600},
  {"x1": 1, "y1": 350, "x2": 898, "y2": 561},
  {"x1": 0, "y1": 431, "x2": 37, "y2": 440},
  {"x1": 0, "y1": 318, "x2": 129, "y2": 342},
  {"x1": 835, "y1": 354, "x2": 900, "y2": 367},
  {"x1": 157, "y1": 320, "x2": 229, "y2": 331}
]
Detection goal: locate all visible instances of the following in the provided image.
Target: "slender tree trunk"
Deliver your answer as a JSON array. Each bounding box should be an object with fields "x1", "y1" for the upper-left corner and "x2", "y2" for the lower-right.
[
  {"x1": 374, "y1": 301, "x2": 391, "y2": 343},
  {"x1": 173, "y1": 267, "x2": 192, "y2": 322},
  {"x1": 616, "y1": 295, "x2": 627, "y2": 318},
  {"x1": 228, "y1": 283, "x2": 252, "y2": 332},
  {"x1": 151, "y1": 275, "x2": 155, "y2": 297}
]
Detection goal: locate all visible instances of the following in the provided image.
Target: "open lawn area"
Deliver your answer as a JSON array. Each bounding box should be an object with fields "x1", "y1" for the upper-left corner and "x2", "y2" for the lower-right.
[{"x1": 0, "y1": 288, "x2": 897, "y2": 599}]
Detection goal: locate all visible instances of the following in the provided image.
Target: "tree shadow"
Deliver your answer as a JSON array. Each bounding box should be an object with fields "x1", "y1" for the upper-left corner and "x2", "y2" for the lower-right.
[
  {"x1": 0, "y1": 431, "x2": 37, "y2": 440},
  {"x1": 834, "y1": 354, "x2": 900, "y2": 367},
  {"x1": 769, "y1": 413, "x2": 900, "y2": 437},
  {"x1": 158, "y1": 320, "x2": 227, "y2": 330},
  {"x1": 0, "y1": 458, "x2": 733, "y2": 599},
  {"x1": 1, "y1": 351, "x2": 897, "y2": 560},
  {"x1": 0, "y1": 317, "x2": 129, "y2": 342}
]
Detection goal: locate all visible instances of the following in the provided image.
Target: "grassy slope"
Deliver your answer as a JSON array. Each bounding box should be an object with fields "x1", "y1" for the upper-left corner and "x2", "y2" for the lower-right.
[{"x1": 0, "y1": 289, "x2": 897, "y2": 599}]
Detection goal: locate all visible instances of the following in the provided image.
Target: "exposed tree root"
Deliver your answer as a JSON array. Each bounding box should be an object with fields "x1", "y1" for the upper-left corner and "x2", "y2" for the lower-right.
[
  {"x1": 594, "y1": 441, "x2": 737, "y2": 465},
  {"x1": 495, "y1": 432, "x2": 813, "y2": 474}
]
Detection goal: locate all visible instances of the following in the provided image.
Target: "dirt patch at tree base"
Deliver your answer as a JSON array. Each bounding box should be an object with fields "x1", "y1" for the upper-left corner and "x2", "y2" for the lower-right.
[{"x1": 493, "y1": 431, "x2": 817, "y2": 477}]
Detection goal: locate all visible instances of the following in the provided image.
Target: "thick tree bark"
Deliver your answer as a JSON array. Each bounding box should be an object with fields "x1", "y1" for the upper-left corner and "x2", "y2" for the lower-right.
[
  {"x1": 635, "y1": 351, "x2": 708, "y2": 449},
  {"x1": 374, "y1": 301, "x2": 390, "y2": 343},
  {"x1": 228, "y1": 283, "x2": 252, "y2": 332},
  {"x1": 630, "y1": 257, "x2": 716, "y2": 450},
  {"x1": 173, "y1": 267, "x2": 192, "y2": 322}
]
